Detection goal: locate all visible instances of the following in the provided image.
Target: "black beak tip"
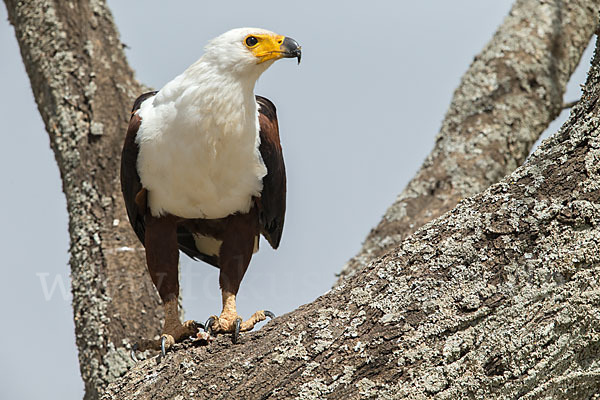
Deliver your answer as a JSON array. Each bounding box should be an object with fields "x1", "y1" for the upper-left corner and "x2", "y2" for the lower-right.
[{"x1": 282, "y1": 36, "x2": 302, "y2": 65}]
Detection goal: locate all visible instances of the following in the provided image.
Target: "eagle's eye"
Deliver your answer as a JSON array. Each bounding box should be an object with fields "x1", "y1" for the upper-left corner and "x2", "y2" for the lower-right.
[{"x1": 245, "y1": 36, "x2": 259, "y2": 47}]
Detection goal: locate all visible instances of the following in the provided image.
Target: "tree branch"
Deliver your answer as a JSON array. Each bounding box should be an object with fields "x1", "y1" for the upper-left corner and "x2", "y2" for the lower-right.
[
  {"x1": 562, "y1": 99, "x2": 580, "y2": 109},
  {"x1": 3, "y1": 1, "x2": 161, "y2": 398},
  {"x1": 338, "y1": 0, "x2": 600, "y2": 284}
]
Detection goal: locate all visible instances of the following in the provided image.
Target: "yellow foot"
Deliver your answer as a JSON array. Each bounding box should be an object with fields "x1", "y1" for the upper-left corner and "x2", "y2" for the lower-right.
[
  {"x1": 131, "y1": 320, "x2": 202, "y2": 361},
  {"x1": 205, "y1": 310, "x2": 275, "y2": 344}
]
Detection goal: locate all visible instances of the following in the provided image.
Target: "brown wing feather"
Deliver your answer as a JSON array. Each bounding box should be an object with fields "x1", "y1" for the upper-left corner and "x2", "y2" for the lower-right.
[
  {"x1": 256, "y1": 95, "x2": 287, "y2": 249},
  {"x1": 121, "y1": 91, "x2": 157, "y2": 245}
]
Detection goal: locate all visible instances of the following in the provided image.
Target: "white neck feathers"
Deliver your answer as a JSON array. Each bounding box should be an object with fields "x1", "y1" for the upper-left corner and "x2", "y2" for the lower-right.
[{"x1": 135, "y1": 56, "x2": 269, "y2": 219}]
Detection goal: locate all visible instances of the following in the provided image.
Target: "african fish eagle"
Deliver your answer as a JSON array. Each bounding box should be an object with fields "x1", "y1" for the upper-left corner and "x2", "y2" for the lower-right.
[{"x1": 120, "y1": 28, "x2": 301, "y2": 354}]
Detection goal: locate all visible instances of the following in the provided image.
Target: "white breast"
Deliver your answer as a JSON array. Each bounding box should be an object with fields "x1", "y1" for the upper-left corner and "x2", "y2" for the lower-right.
[{"x1": 135, "y1": 72, "x2": 267, "y2": 219}]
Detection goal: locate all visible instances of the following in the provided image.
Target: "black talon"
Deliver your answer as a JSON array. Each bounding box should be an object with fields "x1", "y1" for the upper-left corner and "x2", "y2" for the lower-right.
[
  {"x1": 232, "y1": 318, "x2": 242, "y2": 344},
  {"x1": 194, "y1": 320, "x2": 206, "y2": 331},
  {"x1": 264, "y1": 310, "x2": 276, "y2": 319},
  {"x1": 160, "y1": 336, "x2": 167, "y2": 357},
  {"x1": 205, "y1": 317, "x2": 216, "y2": 334},
  {"x1": 130, "y1": 343, "x2": 139, "y2": 362}
]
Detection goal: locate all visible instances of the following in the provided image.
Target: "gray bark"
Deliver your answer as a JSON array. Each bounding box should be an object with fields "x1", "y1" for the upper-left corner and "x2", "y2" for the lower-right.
[
  {"x1": 104, "y1": 36, "x2": 600, "y2": 399},
  {"x1": 338, "y1": 0, "x2": 600, "y2": 284},
  {"x1": 3, "y1": 2, "x2": 161, "y2": 399},
  {"x1": 4, "y1": 0, "x2": 600, "y2": 399}
]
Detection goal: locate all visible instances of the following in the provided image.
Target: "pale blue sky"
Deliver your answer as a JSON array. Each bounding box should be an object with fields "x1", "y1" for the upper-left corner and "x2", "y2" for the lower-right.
[{"x1": 0, "y1": 1, "x2": 591, "y2": 398}]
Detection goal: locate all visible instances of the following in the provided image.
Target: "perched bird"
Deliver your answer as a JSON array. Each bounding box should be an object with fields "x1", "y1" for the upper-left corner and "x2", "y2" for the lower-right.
[{"x1": 120, "y1": 28, "x2": 301, "y2": 354}]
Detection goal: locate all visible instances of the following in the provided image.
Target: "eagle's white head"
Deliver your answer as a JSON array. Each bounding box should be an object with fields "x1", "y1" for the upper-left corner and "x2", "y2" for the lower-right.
[
  {"x1": 149, "y1": 27, "x2": 301, "y2": 125},
  {"x1": 190, "y1": 28, "x2": 301, "y2": 80}
]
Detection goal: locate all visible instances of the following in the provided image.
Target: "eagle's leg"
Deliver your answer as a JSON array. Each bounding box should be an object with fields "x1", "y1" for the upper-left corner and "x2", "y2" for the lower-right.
[
  {"x1": 142, "y1": 214, "x2": 199, "y2": 353},
  {"x1": 205, "y1": 209, "x2": 274, "y2": 342}
]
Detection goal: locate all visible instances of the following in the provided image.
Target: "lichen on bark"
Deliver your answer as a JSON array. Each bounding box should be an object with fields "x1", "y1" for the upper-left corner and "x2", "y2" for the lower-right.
[
  {"x1": 338, "y1": 0, "x2": 600, "y2": 284},
  {"x1": 4, "y1": 1, "x2": 161, "y2": 398},
  {"x1": 5, "y1": 0, "x2": 600, "y2": 398}
]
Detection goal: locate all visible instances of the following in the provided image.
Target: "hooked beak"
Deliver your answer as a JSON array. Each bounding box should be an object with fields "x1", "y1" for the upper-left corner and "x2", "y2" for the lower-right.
[
  {"x1": 280, "y1": 37, "x2": 302, "y2": 64},
  {"x1": 255, "y1": 34, "x2": 302, "y2": 64}
]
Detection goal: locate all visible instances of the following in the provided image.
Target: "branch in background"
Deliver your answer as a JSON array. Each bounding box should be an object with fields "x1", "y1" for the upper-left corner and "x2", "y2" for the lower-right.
[
  {"x1": 562, "y1": 99, "x2": 580, "y2": 109},
  {"x1": 105, "y1": 33, "x2": 600, "y2": 399},
  {"x1": 337, "y1": 0, "x2": 599, "y2": 284},
  {"x1": 3, "y1": 1, "x2": 161, "y2": 398}
]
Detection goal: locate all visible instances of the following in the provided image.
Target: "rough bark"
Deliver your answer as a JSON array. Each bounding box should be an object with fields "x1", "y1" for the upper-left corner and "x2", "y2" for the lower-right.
[
  {"x1": 104, "y1": 36, "x2": 600, "y2": 398},
  {"x1": 3, "y1": 1, "x2": 161, "y2": 399},
  {"x1": 338, "y1": 0, "x2": 600, "y2": 284},
  {"x1": 5, "y1": 0, "x2": 600, "y2": 399}
]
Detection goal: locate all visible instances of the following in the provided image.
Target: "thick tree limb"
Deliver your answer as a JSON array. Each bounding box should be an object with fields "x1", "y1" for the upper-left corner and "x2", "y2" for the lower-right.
[
  {"x1": 104, "y1": 35, "x2": 600, "y2": 399},
  {"x1": 338, "y1": 0, "x2": 600, "y2": 283},
  {"x1": 3, "y1": 1, "x2": 161, "y2": 398},
  {"x1": 6, "y1": 0, "x2": 600, "y2": 398}
]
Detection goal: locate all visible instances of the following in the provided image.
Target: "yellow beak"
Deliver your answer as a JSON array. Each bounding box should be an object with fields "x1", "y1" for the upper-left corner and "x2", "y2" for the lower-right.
[{"x1": 253, "y1": 35, "x2": 302, "y2": 64}]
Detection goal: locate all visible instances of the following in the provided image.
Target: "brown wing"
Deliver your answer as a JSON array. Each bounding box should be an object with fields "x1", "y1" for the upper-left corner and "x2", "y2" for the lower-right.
[
  {"x1": 256, "y1": 95, "x2": 287, "y2": 249},
  {"x1": 121, "y1": 91, "x2": 157, "y2": 245}
]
